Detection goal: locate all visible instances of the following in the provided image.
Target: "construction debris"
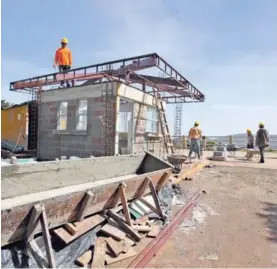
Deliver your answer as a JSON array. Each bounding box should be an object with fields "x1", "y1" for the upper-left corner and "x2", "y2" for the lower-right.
[
  {"x1": 105, "y1": 248, "x2": 137, "y2": 265},
  {"x1": 91, "y1": 237, "x2": 107, "y2": 268},
  {"x1": 1, "y1": 150, "x2": 208, "y2": 268},
  {"x1": 147, "y1": 224, "x2": 160, "y2": 238},
  {"x1": 76, "y1": 250, "x2": 92, "y2": 267},
  {"x1": 101, "y1": 224, "x2": 126, "y2": 241},
  {"x1": 53, "y1": 214, "x2": 105, "y2": 244}
]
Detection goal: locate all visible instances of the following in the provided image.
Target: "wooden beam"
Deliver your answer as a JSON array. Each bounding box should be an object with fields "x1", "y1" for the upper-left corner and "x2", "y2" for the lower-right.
[
  {"x1": 40, "y1": 206, "x2": 56, "y2": 268},
  {"x1": 107, "y1": 210, "x2": 141, "y2": 242},
  {"x1": 53, "y1": 214, "x2": 105, "y2": 245},
  {"x1": 119, "y1": 183, "x2": 132, "y2": 226},
  {"x1": 148, "y1": 180, "x2": 164, "y2": 219},
  {"x1": 155, "y1": 172, "x2": 170, "y2": 192},
  {"x1": 91, "y1": 237, "x2": 106, "y2": 268},
  {"x1": 26, "y1": 204, "x2": 43, "y2": 242},
  {"x1": 133, "y1": 177, "x2": 151, "y2": 198},
  {"x1": 76, "y1": 250, "x2": 92, "y2": 267},
  {"x1": 77, "y1": 191, "x2": 94, "y2": 221},
  {"x1": 64, "y1": 223, "x2": 77, "y2": 236}
]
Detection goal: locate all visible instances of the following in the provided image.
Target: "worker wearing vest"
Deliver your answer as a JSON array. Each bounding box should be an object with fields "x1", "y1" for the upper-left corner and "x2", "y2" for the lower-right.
[
  {"x1": 255, "y1": 122, "x2": 269, "y2": 163},
  {"x1": 188, "y1": 121, "x2": 202, "y2": 162},
  {"x1": 53, "y1": 38, "x2": 72, "y2": 87},
  {"x1": 246, "y1": 128, "x2": 254, "y2": 149}
]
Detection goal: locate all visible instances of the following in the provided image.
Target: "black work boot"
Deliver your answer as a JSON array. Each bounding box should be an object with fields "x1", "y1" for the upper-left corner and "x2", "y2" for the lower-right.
[{"x1": 260, "y1": 158, "x2": 265, "y2": 163}]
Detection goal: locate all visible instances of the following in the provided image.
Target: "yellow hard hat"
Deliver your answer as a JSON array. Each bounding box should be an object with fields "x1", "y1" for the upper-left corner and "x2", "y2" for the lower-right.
[
  {"x1": 61, "y1": 38, "x2": 68, "y2": 44},
  {"x1": 195, "y1": 121, "x2": 200, "y2": 126},
  {"x1": 259, "y1": 122, "x2": 264, "y2": 127},
  {"x1": 246, "y1": 128, "x2": 251, "y2": 133}
]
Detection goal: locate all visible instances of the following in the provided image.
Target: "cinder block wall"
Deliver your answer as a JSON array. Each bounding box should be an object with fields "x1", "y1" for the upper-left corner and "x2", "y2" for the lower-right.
[{"x1": 38, "y1": 85, "x2": 116, "y2": 160}]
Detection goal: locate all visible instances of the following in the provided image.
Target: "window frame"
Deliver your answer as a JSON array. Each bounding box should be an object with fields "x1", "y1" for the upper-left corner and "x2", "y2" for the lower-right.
[
  {"x1": 146, "y1": 107, "x2": 159, "y2": 133},
  {"x1": 57, "y1": 101, "x2": 68, "y2": 130},
  {"x1": 76, "y1": 99, "x2": 88, "y2": 131}
]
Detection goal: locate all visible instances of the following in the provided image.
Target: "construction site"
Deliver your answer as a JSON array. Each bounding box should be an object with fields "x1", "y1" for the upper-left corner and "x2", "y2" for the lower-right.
[{"x1": 1, "y1": 52, "x2": 277, "y2": 268}]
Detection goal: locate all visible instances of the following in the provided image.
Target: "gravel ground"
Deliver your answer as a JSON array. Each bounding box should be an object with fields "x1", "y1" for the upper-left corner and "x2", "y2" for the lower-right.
[{"x1": 149, "y1": 165, "x2": 277, "y2": 268}]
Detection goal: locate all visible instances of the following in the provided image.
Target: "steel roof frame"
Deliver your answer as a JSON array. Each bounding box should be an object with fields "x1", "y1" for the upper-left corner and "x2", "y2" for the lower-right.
[{"x1": 9, "y1": 53, "x2": 205, "y2": 103}]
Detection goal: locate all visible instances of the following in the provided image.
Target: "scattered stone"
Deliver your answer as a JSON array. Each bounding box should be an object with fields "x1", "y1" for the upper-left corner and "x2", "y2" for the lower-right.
[
  {"x1": 198, "y1": 253, "x2": 219, "y2": 261},
  {"x1": 69, "y1": 156, "x2": 81, "y2": 160},
  {"x1": 179, "y1": 219, "x2": 197, "y2": 229}
]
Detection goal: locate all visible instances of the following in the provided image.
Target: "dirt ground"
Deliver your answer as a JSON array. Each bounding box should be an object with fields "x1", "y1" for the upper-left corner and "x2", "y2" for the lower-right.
[{"x1": 148, "y1": 164, "x2": 277, "y2": 268}]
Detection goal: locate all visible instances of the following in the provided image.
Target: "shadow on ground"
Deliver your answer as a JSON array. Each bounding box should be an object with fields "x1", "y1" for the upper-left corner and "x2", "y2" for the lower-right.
[{"x1": 257, "y1": 202, "x2": 277, "y2": 243}]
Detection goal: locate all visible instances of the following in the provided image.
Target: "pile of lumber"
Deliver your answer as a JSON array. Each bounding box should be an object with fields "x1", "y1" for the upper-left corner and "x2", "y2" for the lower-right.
[{"x1": 52, "y1": 194, "x2": 163, "y2": 268}]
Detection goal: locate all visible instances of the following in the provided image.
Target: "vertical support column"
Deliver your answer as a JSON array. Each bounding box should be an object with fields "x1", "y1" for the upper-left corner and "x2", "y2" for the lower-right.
[{"x1": 114, "y1": 83, "x2": 120, "y2": 155}]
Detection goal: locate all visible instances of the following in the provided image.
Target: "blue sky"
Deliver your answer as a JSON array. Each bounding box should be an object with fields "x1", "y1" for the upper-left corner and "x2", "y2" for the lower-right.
[{"x1": 1, "y1": 0, "x2": 277, "y2": 135}]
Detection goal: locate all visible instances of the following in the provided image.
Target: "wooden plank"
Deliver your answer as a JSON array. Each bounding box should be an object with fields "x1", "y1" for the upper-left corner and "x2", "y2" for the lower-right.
[
  {"x1": 40, "y1": 206, "x2": 56, "y2": 268},
  {"x1": 2, "y1": 168, "x2": 171, "y2": 246},
  {"x1": 105, "y1": 248, "x2": 137, "y2": 265},
  {"x1": 77, "y1": 191, "x2": 94, "y2": 221},
  {"x1": 119, "y1": 184, "x2": 132, "y2": 226},
  {"x1": 106, "y1": 188, "x2": 120, "y2": 209},
  {"x1": 106, "y1": 237, "x2": 122, "y2": 257},
  {"x1": 148, "y1": 225, "x2": 160, "y2": 238},
  {"x1": 133, "y1": 177, "x2": 151, "y2": 198},
  {"x1": 148, "y1": 180, "x2": 164, "y2": 219},
  {"x1": 76, "y1": 250, "x2": 92, "y2": 267},
  {"x1": 26, "y1": 204, "x2": 43, "y2": 242},
  {"x1": 92, "y1": 237, "x2": 106, "y2": 268},
  {"x1": 155, "y1": 172, "x2": 170, "y2": 192},
  {"x1": 133, "y1": 225, "x2": 152, "y2": 232},
  {"x1": 64, "y1": 223, "x2": 77, "y2": 236},
  {"x1": 53, "y1": 214, "x2": 105, "y2": 244},
  {"x1": 100, "y1": 224, "x2": 126, "y2": 241},
  {"x1": 107, "y1": 210, "x2": 141, "y2": 242},
  {"x1": 123, "y1": 236, "x2": 136, "y2": 247},
  {"x1": 134, "y1": 216, "x2": 149, "y2": 226}
]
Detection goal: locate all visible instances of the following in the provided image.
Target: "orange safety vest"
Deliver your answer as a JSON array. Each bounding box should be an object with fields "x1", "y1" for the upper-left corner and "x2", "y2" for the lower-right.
[
  {"x1": 189, "y1": 127, "x2": 202, "y2": 140},
  {"x1": 54, "y1": 47, "x2": 72, "y2": 66}
]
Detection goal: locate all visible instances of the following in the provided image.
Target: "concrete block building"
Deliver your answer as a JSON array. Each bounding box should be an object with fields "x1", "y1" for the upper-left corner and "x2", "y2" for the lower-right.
[
  {"x1": 10, "y1": 53, "x2": 205, "y2": 160},
  {"x1": 38, "y1": 82, "x2": 165, "y2": 160}
]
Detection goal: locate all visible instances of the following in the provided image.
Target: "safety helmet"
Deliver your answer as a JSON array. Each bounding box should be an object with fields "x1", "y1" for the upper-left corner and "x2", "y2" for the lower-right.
[
  {"x1": 194, "y1": 121, "x2": 200, "y2": 126},
  {"x1": 246, "y1": 128, "x2": 251, "y2": 133},
  {"x1": 259, "y1": 122, "x2": 265, "y2": 128},
  {"x1": 61, "y1": 38, "x2": 68, "y2": 44}
]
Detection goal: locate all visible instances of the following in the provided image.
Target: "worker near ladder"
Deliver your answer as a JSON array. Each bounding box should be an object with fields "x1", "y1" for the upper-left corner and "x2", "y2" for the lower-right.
[
  {"x1": 255, "y1": 122, "x2": 269, "y2": 163},
  {"x1": 53, "y1": 38, "x2": 72, "y2": 87},
  {"x1": 188, "y1": 121, "x2": 202, "y2": 162},
  {"x1": 246, "y1": 128, "x2": 254, "y2": 149}
]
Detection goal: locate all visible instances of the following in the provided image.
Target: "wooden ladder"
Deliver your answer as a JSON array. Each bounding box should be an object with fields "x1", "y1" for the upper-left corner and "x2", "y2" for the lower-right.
[{"x1": 155, "y1": 92, "x2": 174, "y2": 155}]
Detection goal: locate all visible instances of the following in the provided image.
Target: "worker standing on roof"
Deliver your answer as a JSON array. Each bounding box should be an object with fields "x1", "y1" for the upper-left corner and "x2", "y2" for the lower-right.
[
  {"x1": 53, "y1": 38, "x2": 72, "y2": 88},
  {"x1": 246, "y1": 129, "x2": 254, "y2": 149},
  {"x1": 188, "y1": 121, "x2": 202, "y2": 162},
  {"x1": 255, "y1": 122, "x2": 269, "y2": 163}
]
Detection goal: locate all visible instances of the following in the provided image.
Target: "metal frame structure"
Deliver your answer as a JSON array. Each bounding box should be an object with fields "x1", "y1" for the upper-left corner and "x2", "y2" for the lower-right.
[
  {"x1": 10, "y1": 53, "x2": 205, "y2": 156},
  {"x1": 10, "y1": 53, "x2": 205, "y2": 104}
]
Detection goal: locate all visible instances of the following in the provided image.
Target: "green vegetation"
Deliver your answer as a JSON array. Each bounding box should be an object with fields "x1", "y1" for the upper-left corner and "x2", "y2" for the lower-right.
[{"x1": 1, "y1": 100, "x2": 14, "y2": 109}]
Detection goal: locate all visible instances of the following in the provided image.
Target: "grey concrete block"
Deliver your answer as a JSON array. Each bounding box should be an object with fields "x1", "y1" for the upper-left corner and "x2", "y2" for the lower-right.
[
  {"x1": 213, "y1": 151, "x2": 227, "y2": 157},
  {"x1": 212, "y1": 156, "x2": 227, "y2": 161},
  {"x1": 216, "y1": 146, "x2": 227, "y2": 152}
]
